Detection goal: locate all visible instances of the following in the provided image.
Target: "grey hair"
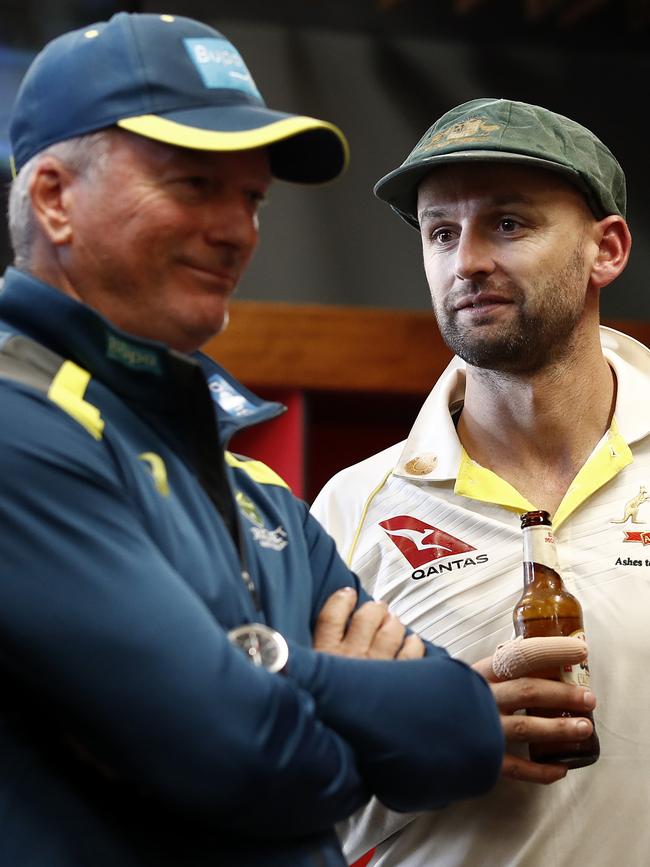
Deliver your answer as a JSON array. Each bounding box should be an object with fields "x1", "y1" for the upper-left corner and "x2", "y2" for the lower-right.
[{"x1": 7, "y1": 130, "x2": 113, "y2": 269}]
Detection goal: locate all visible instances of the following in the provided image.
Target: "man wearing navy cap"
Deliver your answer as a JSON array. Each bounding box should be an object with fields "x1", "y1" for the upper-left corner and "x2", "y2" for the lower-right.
[{"x1": 0, "y1": 14, "x2": 506, "y2": 867}]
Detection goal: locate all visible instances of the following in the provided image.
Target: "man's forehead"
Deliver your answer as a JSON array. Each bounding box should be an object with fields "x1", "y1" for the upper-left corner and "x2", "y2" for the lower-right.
[
  {"x1": 417, "y1": 162, "x2": 585, "y2": 213},
  {"x1": 112, "y1": 129, "x2": 272, "y2": 175}
]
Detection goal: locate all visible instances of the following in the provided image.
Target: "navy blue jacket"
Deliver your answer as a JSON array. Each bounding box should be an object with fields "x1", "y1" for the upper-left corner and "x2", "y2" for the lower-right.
[{"x1": 0, "y1": 267, "x2": 503, "y2": 866}]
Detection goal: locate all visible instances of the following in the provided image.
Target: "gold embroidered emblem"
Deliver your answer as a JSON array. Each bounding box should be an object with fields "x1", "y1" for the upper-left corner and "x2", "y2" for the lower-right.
[
  {"x1": 404, "y1": 454, "x2": 438, "y2": 475},
  {"x1": 610, "y1": 485, "x2": 649, "y2": 524},
  {"x1": 418, "y1": 118, "x2": 503, "y2": 154}
]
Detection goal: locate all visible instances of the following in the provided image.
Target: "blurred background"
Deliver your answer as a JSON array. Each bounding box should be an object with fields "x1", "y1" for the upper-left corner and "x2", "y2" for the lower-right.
[
  {"x1": 2, "y1": 1, "x2": 650, "y2": 499},
  {"x1": 3, "y1": 0, "x2": 650, "y2": 318}
]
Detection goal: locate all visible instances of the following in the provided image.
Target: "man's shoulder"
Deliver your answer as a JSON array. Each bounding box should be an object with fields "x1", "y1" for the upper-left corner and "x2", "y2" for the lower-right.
[
  {"x1": 0, "y1": 331, "x2": 65, "y2": 394},
  {"x1": 600, "y1": 324, "x2": 650, "y2": 371},
  {"x1": 601, "y1": 325, "x2": 650, "y2": 442},
  {"x1": 312, "y1": 440, "x2": 405, "y2": 524}
]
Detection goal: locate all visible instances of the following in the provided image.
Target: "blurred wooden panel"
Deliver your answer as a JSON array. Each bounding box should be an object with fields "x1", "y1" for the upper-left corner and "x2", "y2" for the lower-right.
[
  {"x1": 204, "y1": 301, "x2": 650, "y2": 395},
  {"x1": 204, "y1": 301, "x2": 453, "y2": 395}
]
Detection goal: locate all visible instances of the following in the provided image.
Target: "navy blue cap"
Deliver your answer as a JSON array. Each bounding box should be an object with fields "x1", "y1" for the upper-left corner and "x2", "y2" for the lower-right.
[{"x1": 9, "y1": 12, "x2": 348, "y2": 183}]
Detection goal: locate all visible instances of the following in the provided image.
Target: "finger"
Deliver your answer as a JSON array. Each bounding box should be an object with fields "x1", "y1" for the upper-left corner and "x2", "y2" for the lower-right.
[
  {"x1": 501, "y1": 710, "x2": 593, "y2": 744},
  {"x1": 490, "y1": 677, "x2": 596, "y2": 715},
  {"x1": 492, "y1": 636, "x2": 588, "y2": 680},
  {"x1": 396, "y1": 633, "x2": 427, "y2": 660},
  {"x1": 343, "y1": 600, "x2": 390, "y2": 655},
  {"x1": 312, "y1": 587, "x2": 358, "y2": 652},
  {"x1": 366, "y1": 613, "x2": 407, "y2": 660},
  {"x1": 473, "y1": 654, "x2": 498, "y2": 681},
  {"x1": 490, "y1": 678, "x2": 596, "y2": 715},
  {"x1": 501, "y1": 753, "x2": 568, "y2": 785}
]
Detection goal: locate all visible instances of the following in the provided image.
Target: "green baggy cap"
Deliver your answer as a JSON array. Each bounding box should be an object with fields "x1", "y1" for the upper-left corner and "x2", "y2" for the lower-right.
[{"x1": 374, "y1": 97, "x2": 626, "y2": 229}]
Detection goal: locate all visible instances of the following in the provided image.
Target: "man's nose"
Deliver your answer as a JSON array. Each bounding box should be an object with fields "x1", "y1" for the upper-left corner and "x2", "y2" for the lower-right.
[
  {"x1": 205, "y1": 196, "x2": 259, "y2": 252},
  {"x1": 454, "y1": 229, "x2": 495, "y2": 281}
]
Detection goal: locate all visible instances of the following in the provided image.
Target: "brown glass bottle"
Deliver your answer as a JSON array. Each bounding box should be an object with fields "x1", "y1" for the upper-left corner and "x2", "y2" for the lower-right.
[{"x1": 513, "y1": 510, "x2": 599, "y2": 769}]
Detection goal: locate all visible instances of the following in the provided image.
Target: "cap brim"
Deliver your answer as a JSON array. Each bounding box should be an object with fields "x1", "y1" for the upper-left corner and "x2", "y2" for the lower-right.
[
  {"x1": 117, "y1": 104, "x2": 348, "y2": 184},
  {"x1": 374, "y1": 150, "x2": 591, "y2": 229}
]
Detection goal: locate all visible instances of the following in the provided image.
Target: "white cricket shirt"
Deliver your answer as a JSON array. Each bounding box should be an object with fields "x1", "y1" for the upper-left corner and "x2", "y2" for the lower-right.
[{"x1": 312, "y1": 327, "x2": 650, "y2": 867}]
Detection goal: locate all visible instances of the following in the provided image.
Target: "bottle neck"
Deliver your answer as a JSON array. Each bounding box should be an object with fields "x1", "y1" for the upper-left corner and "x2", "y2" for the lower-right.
[{"x1": 522, "y1": 524, "x2": 561, "y2": 577}]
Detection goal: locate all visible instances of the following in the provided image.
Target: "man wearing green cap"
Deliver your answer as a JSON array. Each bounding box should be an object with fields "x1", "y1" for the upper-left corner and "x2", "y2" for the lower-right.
[
  {"x1": 313, "y1": 98, "x2": 650, "y2": 866},
  {"x1": 0, "y1": 20, "x2": 507, "y2": 867}
]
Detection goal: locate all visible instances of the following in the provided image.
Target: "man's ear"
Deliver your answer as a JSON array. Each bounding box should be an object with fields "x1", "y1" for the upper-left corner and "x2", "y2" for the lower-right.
[
  {"x1": 29, "y1": 156, "x2": 75, "y2": 247},
  {"x1": 589, "y1": 215, "x2": 632, "y2": 292}
]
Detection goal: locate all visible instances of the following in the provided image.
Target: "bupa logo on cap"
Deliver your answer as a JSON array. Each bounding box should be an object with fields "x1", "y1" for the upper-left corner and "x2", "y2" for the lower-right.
[
  {"x1": 418, "y1": 117, "x2": 503, "y2": 155},
  {"x1": 184, "y1": 37, "x2": 261, "y2": 98}
]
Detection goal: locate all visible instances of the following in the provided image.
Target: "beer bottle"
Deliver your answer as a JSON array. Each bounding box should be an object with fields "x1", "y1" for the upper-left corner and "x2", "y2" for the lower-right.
[{"x1": 513, "y1": 510, "x2": 599, "y2": 768}]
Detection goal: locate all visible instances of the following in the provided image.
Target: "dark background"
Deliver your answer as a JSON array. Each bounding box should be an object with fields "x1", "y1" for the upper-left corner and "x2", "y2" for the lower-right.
[{"x1": 2, "y1": 0, "x2": 650, "y2": 320}]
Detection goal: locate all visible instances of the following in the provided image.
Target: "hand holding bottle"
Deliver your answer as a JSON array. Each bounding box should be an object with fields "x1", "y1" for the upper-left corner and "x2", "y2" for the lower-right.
[{"x1": 474, "y1": 635, "x2": 597, "y2": 784}]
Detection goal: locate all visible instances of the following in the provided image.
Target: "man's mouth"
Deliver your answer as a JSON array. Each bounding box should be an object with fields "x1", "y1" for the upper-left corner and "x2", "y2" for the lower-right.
[
  {"x1": 454, "y1": 293, "x2": 513, "y2": 312},
  {"x1": 180, "y1": 260, "x2": 239, "y2": 289}
]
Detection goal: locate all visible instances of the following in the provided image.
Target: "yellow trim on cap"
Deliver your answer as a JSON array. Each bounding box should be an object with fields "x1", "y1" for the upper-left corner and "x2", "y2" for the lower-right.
[
  {"x1": 225, "y1": 451, "x2": 289, "y2": 489},
  {"x1": 117, "y1": 114, "x2": 349, "y2": 164},
  {"x1": 48, "y1": 361, "x2": 104, "y2": 440}
]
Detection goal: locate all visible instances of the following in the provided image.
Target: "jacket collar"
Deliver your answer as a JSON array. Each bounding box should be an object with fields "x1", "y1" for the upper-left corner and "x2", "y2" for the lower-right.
[{"x1": 0, "y1": 267, "x2": 284, "y2": 443}]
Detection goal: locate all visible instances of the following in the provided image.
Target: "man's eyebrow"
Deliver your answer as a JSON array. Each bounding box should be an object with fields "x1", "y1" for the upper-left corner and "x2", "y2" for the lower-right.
[
  {"x1": 418, "y1": 194, "x2": 538, "y2": 223},
  {"x1": 418, "y1": 207, "x2": 449, "y2": 223}
]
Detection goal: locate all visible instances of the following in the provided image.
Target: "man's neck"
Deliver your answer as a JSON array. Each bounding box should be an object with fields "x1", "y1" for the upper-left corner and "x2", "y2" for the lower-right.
[{"x1": 456, "y1": 329, "x2": 616, "y2": 516}]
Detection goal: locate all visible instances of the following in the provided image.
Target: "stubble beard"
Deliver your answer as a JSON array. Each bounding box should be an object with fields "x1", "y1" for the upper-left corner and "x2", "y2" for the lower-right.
[{"x1": 433, "y1": 244, "x2": 587, "y2": 374}]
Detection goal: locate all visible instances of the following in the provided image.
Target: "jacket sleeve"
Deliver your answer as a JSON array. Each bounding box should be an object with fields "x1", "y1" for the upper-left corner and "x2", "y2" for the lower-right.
[
  {"x1": 0, "y1": 386, "x2": 501, "y2": 840},
  {"x1": 0, "y1": 387, "x2": 369, "y2": 838}
]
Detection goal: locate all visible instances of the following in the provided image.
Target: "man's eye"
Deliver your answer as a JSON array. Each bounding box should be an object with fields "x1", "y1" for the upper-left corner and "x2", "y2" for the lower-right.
[
  {"x1": 170, "y1": 176, "x2": 210, "y2": 194},
  {"x1": 184, "y1": 176, "x2": 209, "y2": 189},
  {"x1": 247, "y1": 191, "x2": 268, "y2": 210},
  {"x1": 431, "y1": 228, "x2": 455, "y2": 245},
  {"x1": 499, "y1": 218, "x2": 519, "y2": 233}
]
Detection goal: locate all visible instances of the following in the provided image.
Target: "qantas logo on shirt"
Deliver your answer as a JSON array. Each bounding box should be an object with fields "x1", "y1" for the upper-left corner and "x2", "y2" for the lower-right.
[{"x1": 379, "y1": 516, "x2": 477, "y2": 568}]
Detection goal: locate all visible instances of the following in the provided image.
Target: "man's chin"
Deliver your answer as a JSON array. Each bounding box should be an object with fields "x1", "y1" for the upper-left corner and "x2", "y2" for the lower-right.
[
  {"x1": 442, "y1": 329, "x2": 531, "y2": 371},
  {"x1": 456, "y1": 340, "x2": 552, "y2": 374},
  {"x1": 166, "y1": 313, "x2": 230, "y2": 354},
  {"x1": 184, "y1": 299, "x2": 233, "y2": 352}
]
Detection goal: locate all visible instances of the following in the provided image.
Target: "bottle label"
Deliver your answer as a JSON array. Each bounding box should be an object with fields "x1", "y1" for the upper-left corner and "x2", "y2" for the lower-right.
[
  {"x1": 523, "y1": 524, "x2": 560, "y2": 571},
  {"x1": 561, "y1": 629, "x2": 591, "y2": 687}
]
